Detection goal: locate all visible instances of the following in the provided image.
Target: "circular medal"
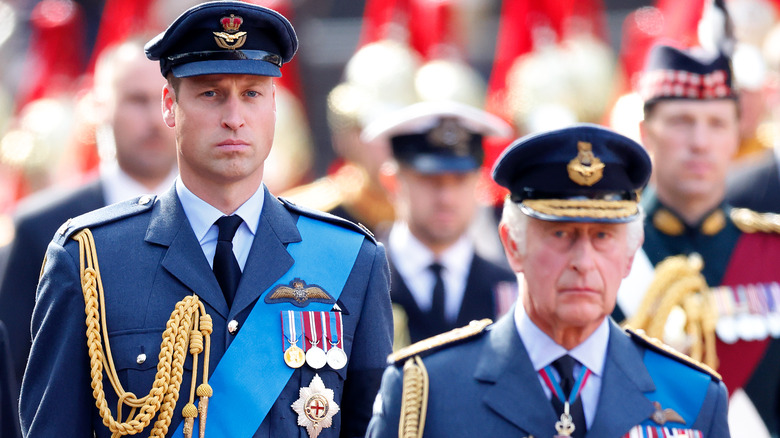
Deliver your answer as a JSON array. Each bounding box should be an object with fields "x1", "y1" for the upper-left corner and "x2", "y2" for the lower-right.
[
  {"x1": 736, "y1": 313, "x2": 755, "y2": 341},
  {"x1": 768, "y1": 313, "x2": 780, "y2": 338},
  {"x1": 716, "y1": 316, "x2": 738, "y2": 344},
  {"x1": 306, "y1": 346, "x2": 327, "y2": 369},
  {"x1": 326, "y1": 347, "x2": 348, "y2": 370},
  {"x1": 284, "y1": 345, "x2": 306, "y2": 368}
]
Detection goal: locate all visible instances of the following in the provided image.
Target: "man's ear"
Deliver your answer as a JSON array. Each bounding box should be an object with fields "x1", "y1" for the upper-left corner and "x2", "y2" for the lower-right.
[
  {"x1": 498, "y1": 223, "x2": 524, "y2": 273},
  {"x1": 162, "y1": 84, "x2": 176, "y2": 128},
  {"x1": 378, "y1": 162, "x2": 399, "y2": 197}
]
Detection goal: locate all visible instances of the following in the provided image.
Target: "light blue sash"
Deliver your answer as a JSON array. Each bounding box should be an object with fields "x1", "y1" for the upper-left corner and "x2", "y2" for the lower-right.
[
  {"x1": 173, "y1": 216, "x2": 364, "y2": 437},
  {"x1": 641, "y1": 349, "x2": 710, "y2": 427}
]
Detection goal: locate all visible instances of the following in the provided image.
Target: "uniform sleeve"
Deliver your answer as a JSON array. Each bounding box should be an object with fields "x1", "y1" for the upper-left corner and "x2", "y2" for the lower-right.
[
  {"x1": 340, "y1": 241, "x2": 393, "y2": 438},
  {"x1": 693, "y1": 379, "x2": 731, "y2": 438},
  {"x1": 0, "y1": 219, "x2": 46, "y2": 389},
  {"x1": 19, "y1": 242, "x2": 96, "y2": 437},
  {"x1": 365, "y1": 365, "x2": 403, "y2": 438}
]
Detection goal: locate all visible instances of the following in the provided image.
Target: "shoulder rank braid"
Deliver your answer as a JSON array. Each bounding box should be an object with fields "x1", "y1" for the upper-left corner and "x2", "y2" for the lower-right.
[
  {"x1": 731, "y1": 208, "x2": 780, "y2": 234},
  {"x1": 391, "y1": 319, "x2": 492, "y2": 438},
  {"x1": 74, "y1": 228, "x2": 213, "y2": 438},
  {"x1": 624, "y1": 254, "x2": 719, "y2": 370}
]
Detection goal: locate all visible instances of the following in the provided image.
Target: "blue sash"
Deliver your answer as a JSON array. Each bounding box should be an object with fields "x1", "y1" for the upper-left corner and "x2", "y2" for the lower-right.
[
  {"x1": 173, "y1": 215, "x2": 364, "y2": 437},
  {"x1": 640, "y1": 349, "x2": 710, "y2": 427}
]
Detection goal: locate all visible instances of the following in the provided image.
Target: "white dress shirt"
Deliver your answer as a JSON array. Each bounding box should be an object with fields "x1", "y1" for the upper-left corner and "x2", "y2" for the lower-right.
[
  {"x1": 176, "y1": 177, "x2": 264, "y2": 270},
  {"x1": 100, "y1": 161, "x2": 178, "y2": 205},
  {"x1": 388, "y1": 222, "x2": 473, "y2": 323},
  {"x1": 515, "y1": 303, "x2": 609, "y2": 428}
]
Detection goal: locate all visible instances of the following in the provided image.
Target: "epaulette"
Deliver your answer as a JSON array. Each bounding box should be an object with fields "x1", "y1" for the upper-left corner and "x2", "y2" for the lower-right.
[
  {"x1": 388, "y1": 319, "x2": 492, "y2": 365},
  {"x1": 53, "y1": 195, "x2": 157, "y2": 244},
  {"x1": 625, "y1": 327, "x2": 722, "y2": 381},
  {"x1": 280, "y1": 176, "x2": 346, "y2": 214},
  {"x1": 278, "y1": 196, "x2": 376, "y2": 242},
  {"x1": 731, "y1": 207, "x2": 780, "y2": 234}
]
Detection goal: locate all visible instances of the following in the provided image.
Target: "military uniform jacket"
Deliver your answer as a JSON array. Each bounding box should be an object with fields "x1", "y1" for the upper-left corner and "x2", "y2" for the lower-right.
[
  {"x1": 638, "y1": 194, "x2": 780, "y2": 433},
  {"x1": 0, "y1": 179, "x2": 105, "y2": 388},
  {"x1": 366, "y1": 314, "x2": 730, "y2": 438},
  {"x1": 389, "y1": 253, "x2": 516, "y2": 344},
  {"x1": 19, "y1": 186, "x2": 393, "y2": 438}
]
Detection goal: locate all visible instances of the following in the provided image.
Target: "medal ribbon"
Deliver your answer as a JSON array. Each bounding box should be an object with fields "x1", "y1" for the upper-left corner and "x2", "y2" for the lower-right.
[
  {"x1": 327, "y1": 311, "x2": 342, "y2": 350},
  {"x1": 281, "y1": 310, "x2": 301, "y2": 352},
  {"x1": 172, "y1": 215, "x2": 365, "y2": 438},
  {"x1": 539, "y1": 363, "x2": 591, "y2": 405}
]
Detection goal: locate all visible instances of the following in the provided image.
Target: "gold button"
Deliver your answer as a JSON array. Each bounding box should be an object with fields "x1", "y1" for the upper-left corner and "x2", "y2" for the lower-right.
[
  {"x1": 136, "y1": 353, "x2": 147, "y2": 364},
  {"x1": 228, "y1": 320, "x2": 239, "y2": 335}
]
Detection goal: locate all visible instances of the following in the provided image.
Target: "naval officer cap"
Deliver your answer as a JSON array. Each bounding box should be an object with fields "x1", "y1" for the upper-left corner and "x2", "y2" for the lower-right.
[
  {"x1": 361, "y1": 101, "x2": 513, "y2": 174},
  {"x1": 492, "y1": 124, "x2": 651, "y2": 223},
  {"x1": 639, "y1": 44, "x2": 736, "y2": 106},
  {"x1": 145, "y1": 1, "x2": 298, "y2": 78}
]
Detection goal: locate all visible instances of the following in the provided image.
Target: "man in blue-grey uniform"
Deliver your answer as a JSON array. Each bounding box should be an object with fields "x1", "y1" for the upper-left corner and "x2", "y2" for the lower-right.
[
  {"x1": 361, "y1": 101, "x2": 517, "y2": 349},
  {"x1": 19, "y1": 2, "x2": 392, "y2": 438},
  {"x1": 367, "y1": 124, "x2": 730, "y2": 438}
]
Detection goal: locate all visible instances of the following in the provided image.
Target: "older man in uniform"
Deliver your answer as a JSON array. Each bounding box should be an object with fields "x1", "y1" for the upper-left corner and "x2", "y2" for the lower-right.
[
  {"x1": 617, "y1": 43, "x2": 780, "y2": 434},
  {"x1": 367, "y1": 124, "x2": 730, "y2": 438},
  {"x1": 361, "y1": 101, "x2": 516, "y2": 349},
  {"x1": 19, "y1": 3, "x2": 392, "y2": 438}
]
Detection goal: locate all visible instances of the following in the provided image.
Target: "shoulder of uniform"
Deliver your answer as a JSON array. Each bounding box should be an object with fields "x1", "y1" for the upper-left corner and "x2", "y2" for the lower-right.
[
  {"x1": 730, "y1": 207, "x2": 780, "y2": 234},
  {"x1": 53, "y1": 194, "x2": 156, "y2": 244},
  {"x1": 277, "y1": 196, "x2": 376, "y2": 242},
  {"x1": 279, "y1": 177, "x2": 346, "y2": 214},
  {"x1": 388, "y1": 319, "x2": 493, "y2": 365},
  {"x1": 625, "y1": 327, "x2": 722, "y2": 381}
]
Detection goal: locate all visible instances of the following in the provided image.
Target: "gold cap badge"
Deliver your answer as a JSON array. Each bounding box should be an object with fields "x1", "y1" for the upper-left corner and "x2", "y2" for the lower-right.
[
  {"x1": 213, "y1": 14, "x2": 247, "y2": 49},
  {"x1": 567, "y1": 141, "x2": 604, "y2": 186}
]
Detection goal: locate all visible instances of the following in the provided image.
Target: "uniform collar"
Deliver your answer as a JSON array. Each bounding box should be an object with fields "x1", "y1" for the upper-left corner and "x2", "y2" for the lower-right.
[
  {"x1": 100, "y1": 161, "x2": 178, "y2": 205},
  {"x1": 645, "y1": 194, "x2": 728, "y2": 236},
  {"x1": 175, "y1": 177, "x2": 264, "y2": 243},
  {"x1": 514, "y1": 304, "x2": 608, "y2": 377},
  {"x1": 388, "y1": 221, "x2": 474, "y2": 277}
]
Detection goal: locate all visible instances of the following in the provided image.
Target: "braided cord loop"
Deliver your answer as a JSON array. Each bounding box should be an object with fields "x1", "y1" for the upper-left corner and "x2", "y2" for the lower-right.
[{"x1": 74, "y1": 229, "x2": 212, "y2": 438}]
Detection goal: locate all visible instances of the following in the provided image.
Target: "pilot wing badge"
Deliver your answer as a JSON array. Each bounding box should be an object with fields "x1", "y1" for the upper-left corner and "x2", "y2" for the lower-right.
[{"x1": 265, "y1": 278, "x2": 335, "y2": 307}]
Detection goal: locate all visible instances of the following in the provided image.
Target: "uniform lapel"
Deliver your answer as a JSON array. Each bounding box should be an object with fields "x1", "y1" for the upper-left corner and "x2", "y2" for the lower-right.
[
  {"x1": 457, "y1": 254, "x2": 494, "y2": 326},
  {"x1": 145, "y1": 186, "x2": 229, "y2": 318},
  {"x1": 477, "y1": 314, "x2": 555, "y2": 438},
  {"x1": 587, "y1": 320, "x2": 656, "y2": 436},
  {"x1": 229, "y1": 189, "x2": 299, "y2": 317}
]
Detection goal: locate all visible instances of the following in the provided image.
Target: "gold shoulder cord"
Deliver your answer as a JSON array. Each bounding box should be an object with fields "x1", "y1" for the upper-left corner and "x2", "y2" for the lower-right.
[
  {"x1": 398, "y1": 356, "x2": 429, "y2": 438},
  {"x1": 624, "y1": 254, "x2": 718, "y2": 370},
  {"x1": 74, "y1": 228, "x2": 213, "y2": 438}
]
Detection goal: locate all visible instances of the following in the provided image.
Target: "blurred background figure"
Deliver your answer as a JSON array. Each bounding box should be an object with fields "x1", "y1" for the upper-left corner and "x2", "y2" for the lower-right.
[
  {"x1": 0, "y1": 35, "x2": 177, "y2": 397},
  {"x1": 615, "y1": 2, "x2": 780, "y2": 434},
  {"x1": 363, "y1": 100, "x2": 516, "y2": 350}
]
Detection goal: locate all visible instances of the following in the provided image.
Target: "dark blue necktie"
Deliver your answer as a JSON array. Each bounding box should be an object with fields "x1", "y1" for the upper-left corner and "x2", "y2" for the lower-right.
[
  {"x1": 551, "y1": 355, "x2": 587, "y2": 438},
  {"x1": 213, "y1": 215, "x2": 243, "y2": 307},
  {"x1": 428, "y1": 262, "x2": 447, "y2": 329}
]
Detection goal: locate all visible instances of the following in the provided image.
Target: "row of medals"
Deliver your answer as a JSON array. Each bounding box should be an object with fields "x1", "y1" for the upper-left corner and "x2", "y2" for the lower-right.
[
  {"x1": 711, "y1": 282, "x2": 780, "y2": 343},
  {"x1": 283, "y1": 312, "x2": 348, "y2": 371}
]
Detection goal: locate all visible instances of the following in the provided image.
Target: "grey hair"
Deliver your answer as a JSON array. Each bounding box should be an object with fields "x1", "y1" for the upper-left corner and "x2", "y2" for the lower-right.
[{"x1": 500, "y1": 198, "x2": 645, "y2": 257}]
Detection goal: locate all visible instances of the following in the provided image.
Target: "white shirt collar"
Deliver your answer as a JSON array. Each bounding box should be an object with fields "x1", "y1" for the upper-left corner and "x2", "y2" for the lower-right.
[
  {"x1": 388, "y1": 221, "x2": 474, "y2": 318},
  {"x1": 100, "y1": 161, "x2": 178, "y2": 205},
  {"x1": 175, "y1": 177, "x2": 264, "y2": 244},
  {"x1": 515, "y1": 303, "x2": 609, "y2": 377}
]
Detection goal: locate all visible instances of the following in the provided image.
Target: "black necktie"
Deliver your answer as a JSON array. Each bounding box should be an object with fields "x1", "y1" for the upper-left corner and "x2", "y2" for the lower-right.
[
  {"x1": 551, "y1": 355, "x2": 587, "y2": 438},
  {"x1": 213, "y1": 215, "x2": 243, "y2": 307},
  {"x1": 428, "y1": 263, "x2": 447, "y2": 329}
]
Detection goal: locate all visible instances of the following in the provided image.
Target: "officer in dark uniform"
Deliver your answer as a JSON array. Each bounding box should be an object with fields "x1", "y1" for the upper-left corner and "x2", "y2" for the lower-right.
[
  {"x1": 620, "y1": 43, "x2": 780, "y2": 434},
  {"x1": 19, "y1": 3, "x2": 392, "y2": 437},
  {"x1": 361, "y1": 101, "x2": 517, "y2": 349},
  {"x1": 367, "y1": 124, "x2": 730, "y2": 438}
]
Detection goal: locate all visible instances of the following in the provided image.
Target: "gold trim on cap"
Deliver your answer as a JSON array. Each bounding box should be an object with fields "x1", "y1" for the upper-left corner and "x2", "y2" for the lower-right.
[{"x1": 522, "y1": 199, "x2": 638, "y2": 220}]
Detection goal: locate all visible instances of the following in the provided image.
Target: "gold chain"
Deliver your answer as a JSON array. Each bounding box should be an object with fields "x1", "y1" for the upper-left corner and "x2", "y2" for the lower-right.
[{"x1": 74, "y1": 228, "x2": 212, "y2": 438}]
